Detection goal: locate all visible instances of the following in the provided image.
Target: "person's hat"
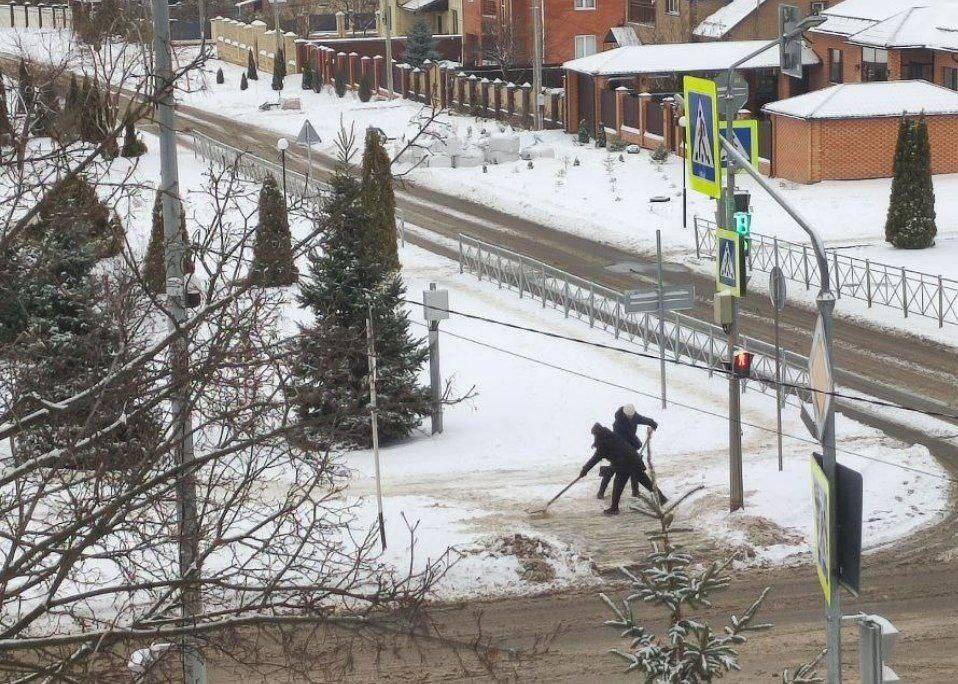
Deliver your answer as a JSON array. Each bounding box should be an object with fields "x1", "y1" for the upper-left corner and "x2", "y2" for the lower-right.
[{"x1": 623, "y1": 404, "x2": 636, "y2": 417}]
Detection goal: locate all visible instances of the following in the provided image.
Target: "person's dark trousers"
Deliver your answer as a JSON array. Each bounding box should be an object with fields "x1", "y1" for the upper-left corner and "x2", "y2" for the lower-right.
[
  {"x1": 607, "y1": 468, "x2": 631, "y2": 513},
  {"x1": 601, "y1": 466, "x2": 652, "y2": 499}
]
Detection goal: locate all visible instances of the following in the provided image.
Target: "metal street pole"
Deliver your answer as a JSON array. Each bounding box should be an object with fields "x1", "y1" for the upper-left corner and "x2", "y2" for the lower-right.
[
  {"x1": 426, "y1": 283, "x2": 443, "y2": 434},
  {"x1": 722, "y1": 132, "x2": 841, "y2": 684},
  {"x1": 656, "y1": 230, "x2": 667, "y2": 409},
  {"x1": 773, "y1": 241, "x2": 784, "y2": 472},
  {"x1": 381, "y1": 1, "x2": 394, "y2": 96},
  {"x1": 531, "y1": 0, "x2": 543, "y2": 131},
  {"x1": 272, "y1": 0, "x2": 282, "y2": 103},
  {"x1": 366, "y1": 304, "x2": 387, "y2": 550},
  {"x1": 150, "y1": 0, "x2": 206, "y2": 679}
]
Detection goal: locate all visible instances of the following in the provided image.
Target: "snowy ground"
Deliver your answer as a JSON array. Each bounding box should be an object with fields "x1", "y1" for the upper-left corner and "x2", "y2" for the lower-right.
[
  {"x1": 100, "y1": 131, "x2": 952, "y2": 598},
  {"x1": 2, "y1": 26, "x2": 957, "y2": 343}
]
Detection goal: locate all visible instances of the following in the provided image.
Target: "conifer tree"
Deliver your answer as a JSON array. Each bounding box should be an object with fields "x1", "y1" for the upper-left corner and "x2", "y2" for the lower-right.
[
  {"x1": 300, "y1": 61, "x2": 313, "y2": 90},
  {"x1": 247, "y1": 49, "x2": 259, "y2": 80},
  {"x1": 57, "y1": 73, "x2": 81, "y2": 140},
  {"x1": 404, "y1": 20, "x2": 439, "y2": 68},
  {"x1": 216, "y1": 67, "x2": 225, "y2": 85},
  {"x1": 120, "y1": 117, "x2": 147, "y2": 157},
  {"x1": 240, "y1": 72, "x2": 249, "y2": 91},
  {"x1": 143, "y1": 191, "x2": 193, "y2": 294},
  {"x1": 248, "y1": 174, "x2": 297, "y2": 287},
  {"x1": 33, "y1": 80, "x2": 60, "y2": 139},
  {"x1": 313, "y1": 64, "x2": 325, "y2": 93},
  {"x1": 292, "y1": 148, "x2": 429, "y2": 448},
  {"x1": 16, "y1": 60, "x2": 34, "y2": 115},
  {"x1": 35, "y1": 175, "x2": 123, "y2": 258},
  {"x1": 885, "y1": 115, "x2": 937, "y2": 249},
  {"x1": 334, "y1": 67, "x2": 346, "y2": 98},
  {"x1": 361, "y1": 127, "x2": 398, "y2": 270},
  {"x1": 272, "y1": 48, "x2": 286, "y2": 91},
  {"x1": 358, "y1": 71, "x2": 372, "y2": 103}
]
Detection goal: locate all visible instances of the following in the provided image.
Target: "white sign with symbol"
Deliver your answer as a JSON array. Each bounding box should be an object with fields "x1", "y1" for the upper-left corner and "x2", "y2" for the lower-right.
[{"x1": 808, "y1": 314, "x2": 834, "y2": 441}]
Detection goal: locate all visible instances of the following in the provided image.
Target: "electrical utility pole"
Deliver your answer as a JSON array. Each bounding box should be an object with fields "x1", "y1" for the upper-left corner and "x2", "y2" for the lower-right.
[
  {"x1": 366, "y1": 304, "x2": 387, "y2": 550},
  {"x1": 380, "y1": 0, "x2": 394, "y2": 96},
  {"x1": 423, "y1": 283, "x2": 449, "y2": 434},
  {"x1": 531, "y1": 0, "x2": 544, "y2": 130},
  {"x1": 150, "y1": 0, "x2": 206, "y2": 680}
]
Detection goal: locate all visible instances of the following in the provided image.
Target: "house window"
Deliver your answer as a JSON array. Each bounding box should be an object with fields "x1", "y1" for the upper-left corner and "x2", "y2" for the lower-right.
[
  {"x1": 628, "y1": 0, "x2": 655, "y2": 24},
  {"x1": 811, "y1": 1, "x2": 826, "y2": 14},
  {"x1": 944, "y1": 66, "x2": 958, "y2": 90},
  {"x1": 906, "y1": 62, "x2": 932, "y2": 81},
  {"x1": 575, "y1": 0, "x2": 596, "y2": 9},
  {"x1": 666, "y1": 0, "x2": 678, "y2": 15},
  {"x1": 861, "y1": 47, "x2": 888, "y2": 81},
  {"x1": 574, "y1": 34, "x2": 597, "y2": 58},
  {"x1": 828, "y1": 48, "x2": 843, "y2": 83}
]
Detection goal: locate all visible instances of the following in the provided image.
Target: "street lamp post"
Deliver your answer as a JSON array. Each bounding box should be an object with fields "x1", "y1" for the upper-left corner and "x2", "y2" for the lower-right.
[
  {"x1": 678, "y1": 114, "x2": 687, "y2": 229},
  {"x1": 276, "y1": 137, "x2": 289, "y2": 198}
]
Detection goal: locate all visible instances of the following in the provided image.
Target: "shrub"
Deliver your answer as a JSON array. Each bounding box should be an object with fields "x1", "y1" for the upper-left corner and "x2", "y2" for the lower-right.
[
  {"x1": 358, "y1": 72, "x2": 372, "y2": 103},
  {"x1": 216, "y1": 67, "x2": 224, "y2": 85},
  {"x1": 577, "y1": 119, "x2": 590, "y2": 145}
]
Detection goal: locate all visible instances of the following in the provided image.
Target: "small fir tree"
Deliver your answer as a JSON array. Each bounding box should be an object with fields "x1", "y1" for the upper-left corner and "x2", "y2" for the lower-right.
[
  {"x1": 334, "y1": 67, "x2": 347, "y2": 98},
  {"x1": 216, "y1": 67, "x2": 224, "y2": 84},
  {"x1": 312, "y1": 64, "x2": 324, "y2": 93},
  {"x1": 404, "y1": 20, "x2": 439, "y2": 68},
  {"x1": 292, "y1": 146, "x2": 429, "y2": 447},
  {"x1": 358, "y1": 71, "x2": 372, "y2": 103},
  {"x1": 120, "y1": 118, "x2": 146, "y2": 157},
  {"x1": 247, "y1": 49, "x2": 259, "y2": 80},
  {"x1": 885, "y1": 115, "x2": 937, "y2": 249},
  {"x1": 595, "y1": 125, "x2": 606, "y2": 148},
  {"x1": 240, "y1": 72, "x2": 249, "y2": 91},
  {"x1": 35, "y1": 175, "x2": 123, "y2": 258},
  {"x1": 577, "y1": 119, "x2": 590, "y2": 144},
  {"x1": 361, "y1": 127, "x2": 399, "y2": 270},
  {"x1": 301, "y1": 61, "x2": 313, "y2": 90},
  {"x1": 601, "y1": 473, "x2": 774, "y2": 681},
  {"x1": 33, "y1": 81, "x2": 61, "y2": 139},
  {"x1": 272, "y1": 48, "x2": 287, "y2": 91},
  {"x1": 248, "y1": 174, "x2": 297, "y2": 287},
  {"x1": 143, "y1": 191, "x2": 193, "y2": 294}
]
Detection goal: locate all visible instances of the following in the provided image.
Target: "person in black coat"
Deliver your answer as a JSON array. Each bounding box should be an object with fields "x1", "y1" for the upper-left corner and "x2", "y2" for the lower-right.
[
  {"x1": 598, "y1": 404, "x2": 659, "y2": 499},
  {"x1": 580, "y1": 423, "x2": 664, "y2": 515}
]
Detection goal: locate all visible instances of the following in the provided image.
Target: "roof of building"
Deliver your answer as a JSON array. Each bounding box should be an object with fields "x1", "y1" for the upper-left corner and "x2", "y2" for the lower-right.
[
  {"x1": 813, "y1": 0, "x2": 958, "y2": 46},
  {"x1": 609, "y1": 26, "x2": 641, "y2": 48},
  {"x1": 562, "y1": 40, "x2": 818, "y2": 76},
  {"x1": 763, "y1": 80, "x2": 958, "y2": 119},
  {"x1": 694, "y1": 0, "x2": 769, "y2": 40}
]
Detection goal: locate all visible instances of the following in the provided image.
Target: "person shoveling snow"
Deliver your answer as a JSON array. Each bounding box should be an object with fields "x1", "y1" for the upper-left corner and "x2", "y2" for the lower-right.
[
  {"x1": 581, "y1": 422, "x2": 667, "y2": 516},
  {"x1": 598, "y1": 404, "x2": 658, "y2": 500}
]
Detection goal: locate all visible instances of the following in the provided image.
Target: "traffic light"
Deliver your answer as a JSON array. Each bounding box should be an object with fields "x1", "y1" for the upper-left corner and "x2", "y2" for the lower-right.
[{"x1": 731, "y1": 349, "x2": 754, "y2": 379}]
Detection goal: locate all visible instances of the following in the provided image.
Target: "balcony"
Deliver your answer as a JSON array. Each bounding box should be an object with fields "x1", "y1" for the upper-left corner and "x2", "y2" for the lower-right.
[{"x1": 628, "y1": 0, "x2": 655, "y2": 24}]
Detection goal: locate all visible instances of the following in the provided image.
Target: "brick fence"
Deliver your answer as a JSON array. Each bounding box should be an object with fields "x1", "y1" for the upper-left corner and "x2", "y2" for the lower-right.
[
  {"x1": 211, "y1": 17, "x2": 303, "y2": 75},
  {"x1": 0, "y1": 3, "x2": 71, "y2": 30}
]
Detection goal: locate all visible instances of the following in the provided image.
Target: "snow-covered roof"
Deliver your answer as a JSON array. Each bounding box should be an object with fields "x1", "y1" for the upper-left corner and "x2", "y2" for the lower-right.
[
  {"x1": 400, "y1": 0, "x2": 447, "y2": 11},
  {"x1": 694, "y1": 0, "x2": 769, "y2": 40},
  {"x1": 848, "y1": 5, "x2": 958, "y2": 52},
  {"x1": 813, "y1": 0, "x2": 958, "y2": 39},
  {"x1": 763, "y1": 80, "x2": 958, "y2": 119},
  {"x1": 609, "y1": 26, "x2": 641, "y2": 48},
  {"x1": 562, "y1": 40, "x2": 818, "y2": 76}
]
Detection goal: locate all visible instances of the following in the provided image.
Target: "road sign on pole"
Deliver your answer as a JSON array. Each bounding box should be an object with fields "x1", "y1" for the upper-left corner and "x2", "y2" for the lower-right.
[
  {"x1": 721, "y1": 119, "x2": 759, "y2": 170},
  {"x1": 715, "y1": 228, "x2": 744, "y2": 298},
  {"x1": 770, "y1": 264, "x2": 786, "y2": 470},
  {"x1": 808, "y1": 314, "x2": 834, "y2": 441},
  {"x1": 780, "y1": 4, "x2": 804, "y2": 79},
  {"x1": 810, "y1": 454, "x2": 831, "y2": 605},
  {"x1": 684, "y1": 76, "x2": 722, "y2": 199},
  {"x1": 714, "y1": 70, "x2": 749, "y2": 121}
]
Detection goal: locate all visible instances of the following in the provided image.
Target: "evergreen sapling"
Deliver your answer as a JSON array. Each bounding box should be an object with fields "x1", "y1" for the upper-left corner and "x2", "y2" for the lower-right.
[
  {"x1": 272, "y1": 48, "x2": 287, "y2": 91},
  {"x1": 301, "y1": 61, "x2": 313, "y2": 90},
  {"x1": 143, "y1": 191, "x2": 193, "y2": 294},
  {"x1": 240, "y1": 72, "x2": 248, "y2": 91},
  {"x1": 334, "y1": 67, "x2": 347, "y2": 98},
  {"x1": 358, "y1": 71, "x2": 372, "y2": 102},
  {"x1": 404, "y1": 20, "x2": 439, "y2": 68},
  {"x1": 216, "y1": 67, "x2": 224, "y2": 84},
  {"x1": 361, "y1": 127, "x2": 399, "y2": 270},
  {"x1": 247, "y1": 49, "x2": 259, "y2": 80},
  {"x1": 120, "y1": 117, "x2": 147, "y2": 157},
  {"x1": 885, "y1": 115, "x2": 937, "y2": 249},
  {"x1": 249, "y1": 173, "x2": 297, "y2": 287}
]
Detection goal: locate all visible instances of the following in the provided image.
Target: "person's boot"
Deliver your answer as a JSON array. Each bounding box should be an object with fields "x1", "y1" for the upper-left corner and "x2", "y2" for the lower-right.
[{"x1": 603, "y1": 507, "x2": 620, "y2": 516}]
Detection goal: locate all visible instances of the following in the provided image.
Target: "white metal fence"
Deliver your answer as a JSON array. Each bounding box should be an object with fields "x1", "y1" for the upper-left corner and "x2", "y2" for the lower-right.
[
  {"x1": 458, "y1": 233, "x2": 811, "y2": 404},
  {"x1": 694, "y1": 216, "x2": 958, "y2": 327}
]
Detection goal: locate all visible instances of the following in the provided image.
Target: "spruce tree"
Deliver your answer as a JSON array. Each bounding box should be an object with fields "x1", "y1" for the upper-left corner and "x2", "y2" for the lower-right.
[
  {"x1": 33, "y1": 80, "x2": 60, "y2": 139},
  {"x1": 120, "y1": 118, "x2": 146, "y2": 157},
  {"x1": 358, "y1": 71, "x2": 372, "y2": 103},
  {"x1": 272, "y1": 48, "x2": 286, "y2": 91},
  {"x1": 247, "y1": 49, "x2": 259, "y2": 80},
  {"x1": 292, "y1": 157, "x2": 429, "y2": 448},
  {"x1": 216, "y1": 67, "x2": 224, "y2": 85},
  {"x1": 404, "y1": 20, "x2": 439, "y2": 68},
  {"x1": 301, "y1": 61, "x2": 313, "y2": 90},
  {"x1": 248, "y1": 174, "x2": 297, "y2": 287},
  {"x1": 334, "y1": 67, "x2": 346, "y2": 98},
  {"x1": 143, "y1": 191, "x2": 193, "y2": 294},
  {"x1": 240, "y1": 72, "x2": 249, "y2": 91},
  {"x1": 885, "y1": 115, "x2": 937, "y2": 249},
  {"x1": 313, "y1": 64, "x2": 325, "y2": 93},
  {"x1": 35, "y1": 175, "x2": 123, "y2": 258},
  {"x1": 361, "y1": 127, "x2": 399, "y2": 270}
]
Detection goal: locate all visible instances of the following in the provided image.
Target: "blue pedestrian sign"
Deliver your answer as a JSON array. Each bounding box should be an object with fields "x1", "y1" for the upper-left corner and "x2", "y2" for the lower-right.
[
  {"x1": 684, "y1": 76, "x2": 722, "y2": 199},
  {"x1": 721, "y1": 119, "x2": 759, "y2": 170},
  {"x1": 715, "y1": 228, "x2": 744, "y2": 298}
]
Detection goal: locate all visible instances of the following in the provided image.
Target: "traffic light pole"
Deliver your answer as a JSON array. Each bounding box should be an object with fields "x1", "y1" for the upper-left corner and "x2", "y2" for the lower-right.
[{"x1": 721, "y1": 135, "x2": 841, "y2": 682}]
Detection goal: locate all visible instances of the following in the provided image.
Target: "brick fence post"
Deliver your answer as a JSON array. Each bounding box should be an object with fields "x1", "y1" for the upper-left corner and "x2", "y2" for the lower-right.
[
  {"x1": 615, "y1": 86, "x2": 627, "y2": 136},
  {"x1": 638, "y1": 91, "x2": 650, "y2": 148},
  {"x1": 348, "y1": 52, "x2": 359, "y2": 88}
]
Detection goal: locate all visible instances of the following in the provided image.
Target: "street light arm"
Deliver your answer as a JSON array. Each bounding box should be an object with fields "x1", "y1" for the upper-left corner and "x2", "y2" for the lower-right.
[{"x1": 718, "y1": 136, "x2": 830, "y2": 295}]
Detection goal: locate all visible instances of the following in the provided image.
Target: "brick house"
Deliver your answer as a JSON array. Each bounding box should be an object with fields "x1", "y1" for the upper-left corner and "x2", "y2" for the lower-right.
[
  {"x1": 806, "y1": 0, "x2": 958, "y2": 92},
  {"x1": 764, "y1": 80, "x2": 958, "y2": 183},
  {"x1": 625, "y1": 0, "x2": 830, "y2": 44},
  {"x1": 462, "y1": 0, "x2": 625, "y2": 67}
]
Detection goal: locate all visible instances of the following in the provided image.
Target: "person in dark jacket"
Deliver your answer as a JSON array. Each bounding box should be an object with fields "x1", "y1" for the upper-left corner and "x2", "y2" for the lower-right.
[
  {"x1": 598, "y1": 404, "x2": 659, "y2": 499},
  {"x1": 580, "y1": 423, "x2": 664, "y2": 515}
]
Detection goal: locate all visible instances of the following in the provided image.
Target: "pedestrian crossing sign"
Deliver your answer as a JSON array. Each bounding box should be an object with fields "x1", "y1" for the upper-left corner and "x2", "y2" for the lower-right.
[
  {"x1": 721, "y1": 119, "x2": 760, "y2": 171},
  {"x1": 684, "y1": 76, "x2": 722, "y2": 199},
  {"x1": 716, "y1": 228, "x2": 744, "y2": 297}
]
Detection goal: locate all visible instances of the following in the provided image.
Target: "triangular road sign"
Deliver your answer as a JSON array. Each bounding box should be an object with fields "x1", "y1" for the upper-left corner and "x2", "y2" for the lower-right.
[
  {"x1": 296, "y1": 119, "x2": 322, "y2": 146},
  {"x1": 692, "y1": 100, "x2": 714, "y2": 168}
]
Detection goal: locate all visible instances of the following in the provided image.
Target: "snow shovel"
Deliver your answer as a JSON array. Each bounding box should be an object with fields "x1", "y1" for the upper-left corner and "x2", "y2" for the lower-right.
[{"x1": 528, "y1": 475, "x2": 583, "y2": 518}]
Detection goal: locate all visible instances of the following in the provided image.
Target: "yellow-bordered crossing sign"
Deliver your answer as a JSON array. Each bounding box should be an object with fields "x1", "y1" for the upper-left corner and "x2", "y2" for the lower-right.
[
  {"x1": 715, "y1": 228, "x2": 744, "y2": 297},
  {"x1": 810, "y1": 454, "x2": 831, "y2": 605},
  {"x1": 721, "y1": 119, "x2": 759, "y2": 171},
  {"x1": 684, "y1": 76, "x2": 722, "y2": 199}
]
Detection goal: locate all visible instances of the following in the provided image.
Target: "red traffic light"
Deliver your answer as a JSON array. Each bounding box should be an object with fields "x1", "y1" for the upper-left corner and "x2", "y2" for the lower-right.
[{"x1": 732, "y1": 350, "x2": 754, "y2": 378}]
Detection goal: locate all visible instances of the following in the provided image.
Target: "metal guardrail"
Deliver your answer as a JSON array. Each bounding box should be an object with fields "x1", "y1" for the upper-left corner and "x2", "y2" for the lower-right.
[
  {"x1": 694, "y1": 216, "x2": 957, "y2": 327},
  {"x1": 458, "y1": 233, "x2": 811, "y2": 405}
]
